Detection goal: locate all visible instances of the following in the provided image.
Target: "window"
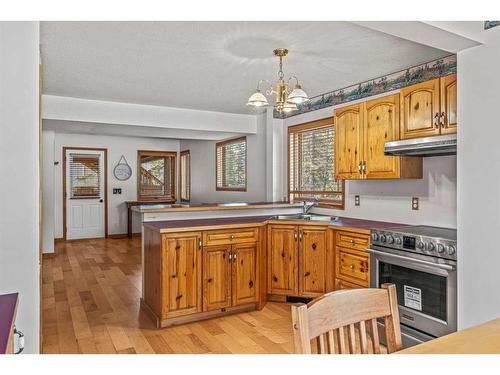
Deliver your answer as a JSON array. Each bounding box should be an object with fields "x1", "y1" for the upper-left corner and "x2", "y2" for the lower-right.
[
  {"x1": 70, "y1": 154, "x2": 101, "y2": 198},
  {"x1": 289, "y1": 118, "x2": 344, "y2": 208},
  {"x1": 137, "y1": 150, "x2": 176, "y2": 201},
  {"x1": 180, "y1": 150, "x2": 190, "y2": 202},
  {"x1": 216, "y1": 137, "x2": 247, "y2": 191}
]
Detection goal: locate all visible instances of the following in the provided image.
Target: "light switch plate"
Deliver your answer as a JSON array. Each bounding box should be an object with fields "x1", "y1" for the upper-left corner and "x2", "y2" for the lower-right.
[
  {"x1": 412, "y1": 197, "x2": 419, "y2": 210},
  {"x1": 355, "y1": 195, "x2": 360, "y2": 206}
]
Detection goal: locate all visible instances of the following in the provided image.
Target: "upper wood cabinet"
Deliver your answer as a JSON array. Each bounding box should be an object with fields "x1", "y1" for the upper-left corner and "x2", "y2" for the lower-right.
[
  {"x1": 440, "y1": 74, "x2": 457, "y2": 134},
  {"x1": 400, "y1": 74, "x2": 457, "y2": 139},
  {"x1": 335, "y1": 103, "x2": 363, "y2": 179},
  {"x1": 162, "y1": 232, "x2": 202, "y2": 318},
  {"x1": 335, "y1": 94, "x2": 422, "y2": 180}
]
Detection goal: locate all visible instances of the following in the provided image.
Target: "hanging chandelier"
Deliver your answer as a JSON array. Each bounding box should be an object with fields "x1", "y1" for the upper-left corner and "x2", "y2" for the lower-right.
[{"x1": 246, "y1": 48, "x2": 309, "y2": 113}]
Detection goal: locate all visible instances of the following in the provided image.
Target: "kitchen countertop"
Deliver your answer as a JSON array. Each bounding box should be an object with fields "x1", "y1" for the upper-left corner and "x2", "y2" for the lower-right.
[
  {"x1": 143, "y1": 215, "x2": 401, "y2": 234},
  {"x1": 399, "y1": 318, "x2": 500, "y2": 354},
  {"x1": 131, "y1": 201, "x2": 302, "y2": 213},
  {"x1": 0, "y1": 293, "x2": 18, "y2": 354}
]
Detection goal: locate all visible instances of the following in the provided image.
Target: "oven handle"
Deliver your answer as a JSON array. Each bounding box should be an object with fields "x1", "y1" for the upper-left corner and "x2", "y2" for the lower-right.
[{"x1": 366, "y1": 248, "x2": 456, "y2": 271}]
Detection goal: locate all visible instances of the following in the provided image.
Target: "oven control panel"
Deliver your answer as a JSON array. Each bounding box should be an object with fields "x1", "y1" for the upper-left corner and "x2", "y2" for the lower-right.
[{"x1": 370, "y1": 229, "x2": 457, "y2": 260}]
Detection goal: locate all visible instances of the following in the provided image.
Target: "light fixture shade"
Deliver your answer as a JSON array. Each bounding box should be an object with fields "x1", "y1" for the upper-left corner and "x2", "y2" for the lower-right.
[
  {"x1": 287, "y1": 84, "x2": 309, "y2": 104},
  {"x1": 282, "y1": 101, "x2": 297, "y2": 113},
  {"x1": 246, "y1": 90, "x2": 269, "y2": 107}
]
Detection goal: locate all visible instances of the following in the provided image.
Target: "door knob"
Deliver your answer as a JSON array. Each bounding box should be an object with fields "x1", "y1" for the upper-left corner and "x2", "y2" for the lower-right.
[{"x1": 99, "y1": 199, "x2": 103, "y2": 203}]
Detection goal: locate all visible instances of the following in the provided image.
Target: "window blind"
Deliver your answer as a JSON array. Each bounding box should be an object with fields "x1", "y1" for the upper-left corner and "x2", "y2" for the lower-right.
[
  {"x1": 180, "y1": 151, "x2": 190, "y2": 201},
  {"x1": 289, "y1": 121, "x2": 343, "y2": 207},
  {"x1": 70, "y1": 154, "x2": 101, "y2": 198},
  {"x1": 216, "y1": 137, "x2": 247, "y2": 191}
]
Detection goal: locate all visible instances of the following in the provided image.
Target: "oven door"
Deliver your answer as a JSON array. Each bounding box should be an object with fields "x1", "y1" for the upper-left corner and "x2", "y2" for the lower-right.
[{"x1": 367, "y1": 247, "x2": 457, "y2": 338}]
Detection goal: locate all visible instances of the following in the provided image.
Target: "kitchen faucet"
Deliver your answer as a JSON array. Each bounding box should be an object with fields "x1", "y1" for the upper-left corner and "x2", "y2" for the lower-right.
[{"x1": 302, "y1": 198, "x2": 319, "y2": 214}]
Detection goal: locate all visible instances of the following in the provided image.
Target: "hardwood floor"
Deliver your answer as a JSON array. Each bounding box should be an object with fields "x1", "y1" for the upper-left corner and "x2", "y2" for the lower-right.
[{"x1": 41, "y1": 237, "x2": 295, "y2": 354}]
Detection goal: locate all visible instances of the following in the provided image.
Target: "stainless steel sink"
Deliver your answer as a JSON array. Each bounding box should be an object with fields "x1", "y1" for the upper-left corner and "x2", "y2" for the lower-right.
[{"x1": 271, "y1": 214, "x2": 337, "y2": 222}]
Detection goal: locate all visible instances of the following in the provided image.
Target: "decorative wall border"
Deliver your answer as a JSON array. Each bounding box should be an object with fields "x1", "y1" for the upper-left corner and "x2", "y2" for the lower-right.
[
  {"x1": 274, "y1": 54, "x2": 457, "y2": 119},
  {"x1": 485, "y1": 21, "x2": 500, "y2": 30}
]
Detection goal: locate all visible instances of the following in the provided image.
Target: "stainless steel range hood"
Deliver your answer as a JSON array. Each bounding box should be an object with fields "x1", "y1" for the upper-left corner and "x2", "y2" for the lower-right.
[{"x1": 384, "y1": 134, "x2": 457, "y2": 156}]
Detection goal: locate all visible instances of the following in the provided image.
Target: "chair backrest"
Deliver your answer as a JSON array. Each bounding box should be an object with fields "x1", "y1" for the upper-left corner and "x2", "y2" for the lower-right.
[{"x1": 291, "y1": 283, "x2": 402, "y2": 354}]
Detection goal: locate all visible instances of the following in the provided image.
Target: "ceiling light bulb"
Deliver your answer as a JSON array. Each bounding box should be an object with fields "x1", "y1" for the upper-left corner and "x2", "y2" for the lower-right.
[
  {"x1": 246, "y1": 90, "x2": 269, "y2": 107},
  {"x1": 287, "y1": 84, "x2": 309, "y2": 104}
]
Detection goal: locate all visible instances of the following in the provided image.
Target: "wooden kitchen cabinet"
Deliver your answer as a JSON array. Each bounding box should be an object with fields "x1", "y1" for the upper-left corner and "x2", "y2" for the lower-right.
[
  {"x1": 400, "y1": 74, "x2": 457, "y2": 139},
  {"x1": 334, "y1": 230, "x2": 371, "y2": 288},
  {"x1": 335, "y1": 103, "x2": 364, "y2": 179},
  {"x1": 267, "y1": 224, "x2": 298, "y2": 295},
  {"x1": 335, "y1": 94, "x2": 422, "y2": 180},
  {"x1": 298, "y1": 226, "x2": 328, "y2": 297},
  {"x1": 268, "y1": 224, "x2": 332, "y2": 298},
  {"x1": 203, "y1": 245, "x2": 232, "y2": 311},
  {"x1": 232, "y1": 243, "x2": 258, "y2": 306},
  {"x1": 162, "y1": 231, "x2": 202, "y2": 318}
]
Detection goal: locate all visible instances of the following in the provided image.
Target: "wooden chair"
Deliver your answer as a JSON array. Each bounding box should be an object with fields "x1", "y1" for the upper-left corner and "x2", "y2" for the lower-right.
[{"x1": 291, "y1": 283, "x2": 402, "y2": 354}]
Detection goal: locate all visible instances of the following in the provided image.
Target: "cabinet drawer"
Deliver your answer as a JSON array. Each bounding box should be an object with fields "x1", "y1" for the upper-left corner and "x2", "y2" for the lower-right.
[
  {"x1": 336, "y1": 231, "x2": 370, "y2": 251},
  {"x1": 335, "y1": 278, "x2": 366, "y2": 290},
  {"x1": 336, "y1": 246, "x2": 370, "y2": 287},
  {"x1": 203, "y1": 228, "x2": 258, "y2": 246}
]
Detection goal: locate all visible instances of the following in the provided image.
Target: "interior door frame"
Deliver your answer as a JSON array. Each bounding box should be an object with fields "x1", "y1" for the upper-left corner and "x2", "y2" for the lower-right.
[{"x1": 62, "y1": 146, "x2": 108, "y2": 241}]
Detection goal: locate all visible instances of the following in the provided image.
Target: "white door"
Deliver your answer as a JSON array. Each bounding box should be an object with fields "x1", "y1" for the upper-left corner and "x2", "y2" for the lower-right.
[{"x1": 65, "y1": 149, "x2": 105, "y2": 240}]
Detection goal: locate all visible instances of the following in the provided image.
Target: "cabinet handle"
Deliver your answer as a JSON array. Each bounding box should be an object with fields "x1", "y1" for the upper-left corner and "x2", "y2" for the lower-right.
[
  {"x1": 228, "y1": 252, "x2": 232, "y2": 261},
  {"x1": 294, "y1": 231, "x2": 298, "y2": 241},
  {"x1": 299, "y1": 231, "x2": 303, "y2": 241},
  {"x1": 198, "y1": 240, "x2": 202, "y2": 250},
  {"x1": 440, "y1": 112, "x2": 446, "y2": 127},
  {"x1": 350, "y1": 265, "x2": 355, "y2": 270},
  {"x1": 434, "y1": 112, "x2": 440, "y2": 128},
  {"x1": 350, "y1": 239, "x2": 355, "y2": 245},
  {"x1": 230, "y1": 235, "x2": 235, "y2": 240},
  {"x1": 233, "y1": 253, "x2": 237, "y2": 262},
  {"x1": 358, "y1": 162, "x2": 363, "y2": 174}
]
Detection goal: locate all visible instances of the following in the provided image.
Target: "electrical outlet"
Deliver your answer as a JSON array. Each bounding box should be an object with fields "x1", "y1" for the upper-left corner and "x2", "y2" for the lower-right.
[
  {"x1": 354, "y1": 195, "x2": 360, "y2": 206},
  {"x1": 412, "y1": 197, "x2": 419, "y2": 210},
  {"x1": 113, "y1": 188, "x2": 122, "y2": 195}
]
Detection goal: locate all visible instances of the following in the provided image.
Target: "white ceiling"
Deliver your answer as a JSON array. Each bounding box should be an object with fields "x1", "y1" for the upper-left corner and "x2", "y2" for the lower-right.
[{"x1": 40, "y1": 21, "x2": 450, "y2": 115}]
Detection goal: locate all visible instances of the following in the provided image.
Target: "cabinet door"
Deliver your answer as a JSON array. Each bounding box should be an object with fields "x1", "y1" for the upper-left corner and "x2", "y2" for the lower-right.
[
  {"x1": 335, "y1": 246, "x2": 370, "y2": 287},
  {"x1": 400, "y1": 78, "x2": 440, "y2": 139},
  {"x1": 232, "y1": 243, "x2": 258, "y2": 306},
  {"x1": 335, "y1": 103, "x2": 364, "y2": 179},
  {"x1": 203, "y1": 245, "x2": 231, "y2": 311},
  {"x1": 364, "y1": 94, "x2": 401, "y2": 178},
  {"x1": 298, "y1": 226, "x2": 327, "y2": 297},
  {"x1": 267, "y1": 225, "x2": 298, "y2": 295},
  {"x1": 162, "y1": 232, "x2": 202, "y2": 318},
  {"x1": 440, "y1": 74, "x2": 457, "y2": 135}
]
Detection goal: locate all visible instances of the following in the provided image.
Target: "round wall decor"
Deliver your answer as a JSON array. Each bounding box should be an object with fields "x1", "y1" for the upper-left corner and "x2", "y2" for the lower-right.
[{"x1": 113, "y1": 155, "x2": 132, "y2": 181}]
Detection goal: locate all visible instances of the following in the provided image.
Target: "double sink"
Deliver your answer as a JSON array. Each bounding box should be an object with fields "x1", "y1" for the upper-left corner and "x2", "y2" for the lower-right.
[{"x1": 270, "y1": 214, "x2": 338, "y2": 222}]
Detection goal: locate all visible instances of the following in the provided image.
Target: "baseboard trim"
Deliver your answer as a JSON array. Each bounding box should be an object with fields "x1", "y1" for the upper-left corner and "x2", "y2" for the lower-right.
[
  {"x1": 42, "y1": 252, "x2": 57, "y2": 259},
  {"x1": 108, "y1": 233, "x2": 142, "y2": 239},
  {"x1": 54, "y1": 238, "x2": 65, "y2": 243}
]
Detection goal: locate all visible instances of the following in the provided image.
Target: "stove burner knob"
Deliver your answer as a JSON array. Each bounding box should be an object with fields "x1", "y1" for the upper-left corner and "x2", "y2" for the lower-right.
[
  {"x1": 426, "y1": 242, "x2": 435, "y2": 252},
  {"x1": 416, "y1": 241, "x2": 425, "y2": 250},
  {"x1": 447, "y1": 245, "x2": 456, "y2": 255},
  {"x1": 380, "y1": 234, "x2": 387, "y2": 243},
  {"x1": 386, "y1": 235, "x2": 394, "y2": 244},
  {"x1": 395, "y1": 237, "x2": 402, "y2": 245},
  {"x1": 437, "y1": 244, "x2": 445, "y2": 253},
  {"x1": 371, "y1": 233, "x2": 379, "y2": 242}
]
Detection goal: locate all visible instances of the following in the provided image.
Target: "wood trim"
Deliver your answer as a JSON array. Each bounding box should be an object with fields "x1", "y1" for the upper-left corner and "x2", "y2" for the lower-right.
[
  {"x1": 131, "y1": 201, "x2": 302, "y2": 213},
  {"x1": 108, "y1": 233, "x2": 142, "y2": 239},
  {"x1": 287, "y1": 117, "x2": 345, "y2": 209},
  {"x1": 137, "y1": 150, "x2": 177, "y2": 202},
  {"x1": 179, "y1": 150, "x2": 190, "y2": 202},
  {"x1": 62, "y1": 147, "x2": 108, "y2": 241},
  {"x1": 215, "y1": 136, "x2": 247, "y2": 192}
]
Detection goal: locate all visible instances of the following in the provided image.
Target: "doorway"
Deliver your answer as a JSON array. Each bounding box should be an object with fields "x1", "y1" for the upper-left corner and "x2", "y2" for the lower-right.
[{"x1": 63, "y1": 147, "x2": 108, "y2": 240}]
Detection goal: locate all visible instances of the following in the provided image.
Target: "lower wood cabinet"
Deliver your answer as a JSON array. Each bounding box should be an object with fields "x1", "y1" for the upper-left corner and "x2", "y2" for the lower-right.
[
  {"x1": 267, "y1": 224, "x2": 333, "y2": 298},
  {"x1": 203, "y1": 243, "x2": 258, "y2": 311},
  {"x1": 334, "y1": 231, "x2": 371, "y2": 288}
]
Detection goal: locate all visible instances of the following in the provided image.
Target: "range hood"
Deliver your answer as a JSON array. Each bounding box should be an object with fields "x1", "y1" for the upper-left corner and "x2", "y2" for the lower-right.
[{"x1": 384, "y1": 134, "x2": 457, "y2": 156}]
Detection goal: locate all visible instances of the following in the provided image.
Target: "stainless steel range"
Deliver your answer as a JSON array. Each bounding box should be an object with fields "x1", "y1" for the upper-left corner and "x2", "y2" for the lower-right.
[{"x1": 367, "y1": 225, "x2": 457, "y2": 347}]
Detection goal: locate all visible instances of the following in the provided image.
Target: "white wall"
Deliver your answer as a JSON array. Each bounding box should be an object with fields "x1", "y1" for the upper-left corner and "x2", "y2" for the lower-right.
[
  {"x1": 457, "y1": 27, "x2": 500, "y2": 329},
  {"x1": 179, "y1": 112, "x2": 267, "y2": 203},
  {"x1": 0, "y1": 21, "x2": 40, "y2": 353},
  {"x1": 279, "y1": 94, "x2": 457, "y2": 229},
  {"x1": 44, "y1": 128, "x2": 180, "y2": 241}
]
